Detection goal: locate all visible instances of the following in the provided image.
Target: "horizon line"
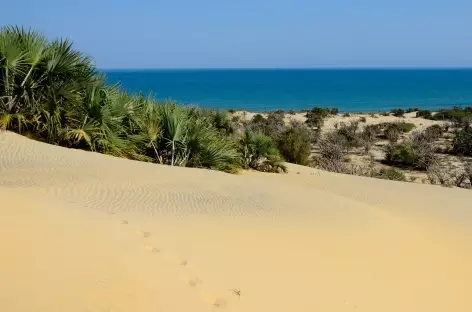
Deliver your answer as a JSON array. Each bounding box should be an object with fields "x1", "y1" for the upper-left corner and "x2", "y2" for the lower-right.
[{"x1": 100, "y1": 67, "x2": 472, "y2": 71}]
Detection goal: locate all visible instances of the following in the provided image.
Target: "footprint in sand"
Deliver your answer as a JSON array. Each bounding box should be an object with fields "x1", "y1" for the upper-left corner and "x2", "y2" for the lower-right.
[
  {"x1": 180, "y1": 259, "x2": 188, "y2": 267},
  {"x1": 136, "y1": 230, "x2": 150, "y2": 238},
  {"x1": 187, "y1": 277, "x2": 203, "y2": 287},
  {"x1": 199, "y1": 289, "x2": 228, "y2": 309},
  {"x1": 119, "y1": 220, "x2": 128, "y2": 225},
  {"x1": 144, "y1": 245, "x2": 160, "y2": 253},
  {"x1": 212, "y1": 298, "x2": 227, "y2": 309}
]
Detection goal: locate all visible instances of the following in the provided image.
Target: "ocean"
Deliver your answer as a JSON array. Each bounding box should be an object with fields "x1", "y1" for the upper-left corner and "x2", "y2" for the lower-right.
[{"x1": 104, "y1": 69, "x2": 472, "y2": 112}]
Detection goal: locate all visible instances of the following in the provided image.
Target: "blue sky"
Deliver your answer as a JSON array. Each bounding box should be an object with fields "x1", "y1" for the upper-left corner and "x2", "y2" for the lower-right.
[{"x1": 2, "y1": 0, "x2": 471, "y2": 68}]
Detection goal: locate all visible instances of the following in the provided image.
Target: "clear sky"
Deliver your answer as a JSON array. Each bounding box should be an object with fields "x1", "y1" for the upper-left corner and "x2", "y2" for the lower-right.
[{"x1": 2, "y1": 0, "x2": 471, "y2": 69}]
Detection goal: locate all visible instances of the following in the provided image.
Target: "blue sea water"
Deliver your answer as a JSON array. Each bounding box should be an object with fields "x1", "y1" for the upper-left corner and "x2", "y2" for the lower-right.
[{"x1": 103, "y1": 69, "x2": 472, "y2": 112}]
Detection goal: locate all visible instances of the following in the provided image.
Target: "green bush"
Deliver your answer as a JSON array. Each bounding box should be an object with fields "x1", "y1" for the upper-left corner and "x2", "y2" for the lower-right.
[
  {"x1": 343, "y1": 112, "x2": 351, "y2": 117},
  {"x1": 288, "y1": 109, "x2": 296, "y2": 115},
  {"x1": 374, "y1": 168, "x2": 407, "y2": 181},
  {"x1": 432, "y1": 108, "x2": 472, "y2": 122},
  {"x1": 330, "y1": 108, "x2": 339, "y2": 115},
  {"x1": 416, "y1": 110, "x2": 433, "y2": 119},
  {"x1": 0, "y1": 26, "x2": 244, "y2": 173},
  {"x1": 380, "y1": 111, "x2": 390, "y2": 116},
  {"x1": 398, "y1": 122, "x2": 416, "y2": 133},
  {"x1": 406, "y1": 107, "x2": 420, "y2": 113},
  {"x1": 452, "y1": 127, "x2": 472, "y2": 156},
  {"x1": 277, "y1": 121, "x2": 312, "y2": 165},
  {"x1": 359, "y1": 116, "x2": 367, "y2": 123},
  {"x1": 360, "y1": 124, "x2": 380, "y2": 153},
  {"x1": 336, "y1": 120, "x2": 360, "y2": 150},
  {"x1": 239, "y1": 129, "x2": 286, "y2": 172},
  {"x1": 305, "y1": 107, "x2": 329, "y2": 129},
  {"x1": 424, "y1": 124, "x2": 444, "y2": 140},
  {"x1": 391, "y1": 108, "x2": 405, "y2": 117}
]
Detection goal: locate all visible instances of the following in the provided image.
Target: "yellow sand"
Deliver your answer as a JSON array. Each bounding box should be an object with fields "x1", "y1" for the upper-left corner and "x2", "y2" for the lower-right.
[{"x1": 1, "y1": 131, "x2": 471, "y2": 312}]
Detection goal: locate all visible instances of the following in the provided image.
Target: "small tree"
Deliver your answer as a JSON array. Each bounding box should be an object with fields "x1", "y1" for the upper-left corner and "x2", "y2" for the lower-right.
[{"x1": 277, "y1": 121, "x2": 312, "y2": 165}]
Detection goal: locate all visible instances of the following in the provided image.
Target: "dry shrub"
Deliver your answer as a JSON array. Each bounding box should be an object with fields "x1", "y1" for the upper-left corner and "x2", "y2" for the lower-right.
[
  {"x1": 384, "y1": 131, "x2": 437, "y2": 170},
  {"x1": 427, "y1": 163, "x2": 470, "y2": 188},
  {"x1": 315, "y1": 133, "x2": 347, "y2": 173}
]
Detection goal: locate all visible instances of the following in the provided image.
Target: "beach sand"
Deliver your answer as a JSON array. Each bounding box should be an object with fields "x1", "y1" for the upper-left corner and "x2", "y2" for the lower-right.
[{"x1": 1, "y1": 131, "x2": 471, "y2": 312}]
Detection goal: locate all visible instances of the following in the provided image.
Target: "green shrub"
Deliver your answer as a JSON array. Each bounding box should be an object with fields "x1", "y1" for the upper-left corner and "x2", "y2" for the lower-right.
[
  {"x1": 424, "y1": 124, "x2": 444, "y2": 140},
  {"x1": 239, "y1": 129, "x2": 286, "y2": 172},
  {"x1": 406, "y1": 107, "x2": 420, "y2": 113},
  {"x1": 277, "y1": 121, "x2": 312, "y2": 165},
  {"x1": 452, "y1": 127, "x2": 472, "y2": 156},
  {"x1": 305, "y1": 107, "x2": 329, "y2": 129},
  {"x1": 374, "y1": 168, "x2": 407, "y2": 181},
  {"x1": 330, "y1": 108, "x2": 339, "y2": 115},
  {"x1": 380, "y1": 111, "x2": 390, "y2": 116},
  {"x1": 343, "y1": 112, "x2": 351, "y2": 117},
  {"x1": 391, "y1": 108, "x2": 405, "y2": 117},
  {"x1": 399, "y1": 122, "x2": 416, "y2": 133},
  {"x1": 416, "y1": 110, "x2": 432, "y2": 119},
  {"x1": 359, "y1": 116, "x2": 367, "y2": 123},
  {"x1": 360, "y1": 124, "x2": 380, "y2": 153},
  {"x1": 288, "y1": 109, "x2": 296, "y2": 115},
  {"x1": 432, "y1": 108, "x2": 472, "y2": 122},
  {"x1": 336, "y1": 120, "x2": 360, "y2": 150},
  {"x1": 383, "y1": 123, "x2": 402, "y2": 143}
]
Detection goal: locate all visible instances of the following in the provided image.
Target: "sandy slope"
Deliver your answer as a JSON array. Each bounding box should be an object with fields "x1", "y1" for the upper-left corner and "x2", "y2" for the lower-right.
[{"x1": 1, "y1": 131, "x2": 471, "y2": 312}]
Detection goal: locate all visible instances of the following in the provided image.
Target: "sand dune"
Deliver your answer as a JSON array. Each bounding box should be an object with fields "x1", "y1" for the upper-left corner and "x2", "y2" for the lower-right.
[{"x1": 1, "y1": 131, "x2": 471, "y2": 312}]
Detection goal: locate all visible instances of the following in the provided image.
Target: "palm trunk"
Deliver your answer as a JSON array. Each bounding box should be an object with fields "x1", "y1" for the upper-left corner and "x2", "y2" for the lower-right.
[
  {"x1": 21, "y1": 65, "x2": 34, "y2": 87},
  {"x1": 171, "y1": 140, "x2": 175, "y2": 166}
]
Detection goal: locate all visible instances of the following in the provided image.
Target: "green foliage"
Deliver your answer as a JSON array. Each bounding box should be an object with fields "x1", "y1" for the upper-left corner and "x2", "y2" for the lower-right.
[
  {"x1": 359, "y1": 116, "x2": 367, "y2": 123},
  {"x1": 398, "y1": 122, "x2": 416, "y2": 133},
  {"x1": 330, "y1": 108, "x2": 339, "y2": 115},
  {"x1": 380, "y1": 111, "x2": 390, "y2": 116},
  {"x1": 406, "y1": 107, "x2": 420, "y2": 113},
  {"x1": 277, "y1": 121, "x2": 312, "y2": 165},
  {"x1": 432, "y1": 107, "x2": 472, "y2": 122},
  {"x1": 305, "y1": 107, "x2": 330, "y2": 129},
  {"x1": 0, "y1": 26, "x2": 244, "y2": 173},
  {"x1": 424, "y1": 124, "x2": 444, "y2": 140},
  {"x1": 360, "y1": 124, "x2": 380, "y2": 153},
  {"x1": 381, "y1": 122, "x2": 415, "y2": 143},
  {"x1": 391, "y1": 108, "x2": 405, "y2": 117},
  {"x1": 452, "y1": 127, "x2": 472, "y2": 156},
  {"x1": 416, "y1": 110, "x2": 432, "y2": 119},
  {"x1": 288, "y1": 109, "x2": 296, "y2": 115},
  {"x1": 336, "y1": 120, "x2": 360, "y2": 150},
  {"x1": 373, "y1": 168, "x2": 407, "y2": 181},
  {"x1": 239, "y1": 129, "x2": 286, "y2": 172}
]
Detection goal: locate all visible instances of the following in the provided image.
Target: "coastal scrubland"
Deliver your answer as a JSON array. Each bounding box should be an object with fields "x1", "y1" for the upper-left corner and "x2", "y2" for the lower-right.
[
  {"x1": 2, "y1": 26, "x2": 472, "y2": 188},
  {"x1": 231, "y1": 107, "x2": 472, "y2": 188}
]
